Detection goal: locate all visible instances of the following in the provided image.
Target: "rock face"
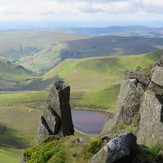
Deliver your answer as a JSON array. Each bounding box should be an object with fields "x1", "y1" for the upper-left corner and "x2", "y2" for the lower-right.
[
  {"x1": 102, "y1": 58, "x2": 163, "y2": 146},
  {"x1": 102, "y1": 70, "x2": 146, "y2": 134},
  {"x1": 37, "y1": 81, "x2": 74, "y2": 142},
  {"x1": 89, "y1": 133, "x2": 138, "y2": 163}
]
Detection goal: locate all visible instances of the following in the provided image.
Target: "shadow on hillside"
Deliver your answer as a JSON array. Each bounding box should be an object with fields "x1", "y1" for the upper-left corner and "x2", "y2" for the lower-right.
[
  {"x1": 13, "y1": 76, "x2": 61, "y2": 91},
  {"x1": 0, "y1": 124, "x2": 27, "y2": 149}
]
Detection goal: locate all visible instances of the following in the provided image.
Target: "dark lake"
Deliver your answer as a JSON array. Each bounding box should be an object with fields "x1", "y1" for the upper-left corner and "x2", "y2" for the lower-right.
[{"x1": 71, "y1": 110, "x2": 108, "y2": 134}]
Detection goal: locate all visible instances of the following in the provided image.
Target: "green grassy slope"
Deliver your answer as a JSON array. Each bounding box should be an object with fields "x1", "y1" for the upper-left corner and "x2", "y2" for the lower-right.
[
  {"x1": 61, "y1": 36, "x2": 163, "y2": 59},
  {"x1": 0, "y1": 30, "x2": 90, "y2": 74},
  {"x1": 1, "y1": 31, "x2": 162, "y2": 75},
  {"x1": 0, "y1": 58, "x2": 35, "y2": 90},
  {"x1": 0, "y1": 91, "x2": 49, "y2": 163},
  {"x1": 31, "y1": 49, "x2": 162, "y2": 111},
  {"x1": 0, "y1": 30, "x2": 89, "y2": 60},
  {"x1": 43, "y1": 50, "x2": 163, "y2": 90},
  {"x1": 4, "y1": 49, "x2": 161, "y2": 110},
  {"x1": 20, "y1": 42, "x2": 67, "y2": 74},
  {"x1": 0, "y1": 146, "x2": 20, "y2": 163}
]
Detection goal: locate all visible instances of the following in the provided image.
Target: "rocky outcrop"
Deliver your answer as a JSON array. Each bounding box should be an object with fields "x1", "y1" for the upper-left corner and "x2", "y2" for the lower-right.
[
  {"x1": 102, "y1": 69, "x2": 146, "y2": 134},
  {"x1": 137, "y1": 66, "x2": 163, "y2": 146},
  {"x1": 102, "y1": 58, "x2": 163, "y2": 147},
  {"x1": 89, "y1": 132, "x2": 144, "y2": 163},
  {"x1": 37, "y1": 81, "x2": 74, "y2": 142}
]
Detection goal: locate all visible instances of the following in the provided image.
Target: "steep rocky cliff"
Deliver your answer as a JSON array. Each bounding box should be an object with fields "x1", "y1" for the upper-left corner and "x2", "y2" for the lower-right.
[
  {"x1": 102, "y1": 57, "x2": 163, "y2": 147},
  {"x1": 37, "y1": 81, "x2": 74, "y2": 142}
]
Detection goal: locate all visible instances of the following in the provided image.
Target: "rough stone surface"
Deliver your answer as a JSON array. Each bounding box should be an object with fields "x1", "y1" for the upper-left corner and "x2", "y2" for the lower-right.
[
  {"x1": 102, "y1": 56, "x2": 163, "y2": 147},
  {"x1": 37, "y1": 81, "x2": 74, "y2": 142},
  {"x1": 155, "y1": 150, "x2": 163, "y2": 163},
  {"x1": 77, "y1": 137, "x2": 86, "y2": 142},
  {"x1": 37, "y1": 120, "x2": 49, "y2": 142},
  {"x1": 20, "y1": 155, "x2": 26, "y2": 163},
  {"x1": 137, "y1": 90, "x2": 163, "y2": 146},
  {"x1": 89, "y1": 133, "x2": 138, "y2": 163},
  {"x1": 124, "y1": 70, "x2": 150, "y2": 86},
  {"x1": 101, "y1": 133, "x2": 117, "y2": 142},
  {"x1": 102, "y1": 77, "x2": 144, "y2": 134},
  {"x1": 151, "y1": 66, "x2": 163, "y2": 87}
]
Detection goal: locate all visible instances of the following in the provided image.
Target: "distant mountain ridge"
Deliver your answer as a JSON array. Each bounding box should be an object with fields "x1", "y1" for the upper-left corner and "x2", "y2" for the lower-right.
[
  {"x1": 0, "y1": 30, "x2": 163, "y2": 75},
  {"x1": 49, "y1": 25, "x2": 163, "y2": 37},
  {"x1": 19, "y1": 34, "x2": 163, "y2": 73}
]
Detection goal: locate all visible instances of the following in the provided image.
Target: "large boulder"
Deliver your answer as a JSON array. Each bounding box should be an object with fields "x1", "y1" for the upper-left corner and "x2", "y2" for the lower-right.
[
  {"x1": 102, "y1": 70, "x2": 146, "y2": 134},
  {"x1": 37, "y1": 81, "x2": 74, "y2": 142},
  {"x1": 102, "y1": 57, "x2": 163, "y2": 147},
  {"x1": 89, "y1": 133, "x2": 138, "y2": 163},
  {"x1": 151, "y1": 66, "x2": 163, "y2": 87},
  {"x1": 137, "y1": 90, "x2": 163, "y2": 146}
]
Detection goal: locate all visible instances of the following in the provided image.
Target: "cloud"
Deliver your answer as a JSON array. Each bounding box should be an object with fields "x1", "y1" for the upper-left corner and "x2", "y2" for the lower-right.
[{"x1": 0, "y1": 0, "x2": 163, "y2": 22}]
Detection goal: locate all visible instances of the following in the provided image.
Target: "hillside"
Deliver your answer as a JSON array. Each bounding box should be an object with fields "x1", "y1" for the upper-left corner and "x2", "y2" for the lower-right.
[
  {"x1": 20, "y1": 50, "x2": 163, "y2": 111},
  {"x1": 0, "y1": 30, "x2": 90, "y2": 74},
  {"x1": 0, "y1": 30, "x2": 90, "y2": 60},
  {"x1": 21, "y1": 35, "x2": 163, "y2": 74},
  {"x1": 61, "y1": 35, "x2": 163, "y2": 59},
  {"x1": 0, "y1": 31, "x2": 163, "y2": 74},
  {"x1": 0, "y1": 58, "x2": 35, "y2": 90},
  {"x1": 39, "y1": 49, "x2": 163, "y2": 90},
  {"x1": 0, "y1": 91, "x2": 48, "y2": 163}
]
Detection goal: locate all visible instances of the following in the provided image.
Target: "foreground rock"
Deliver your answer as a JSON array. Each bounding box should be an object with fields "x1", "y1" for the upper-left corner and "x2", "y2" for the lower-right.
[
  {"x1": 37, "y1": 81, "x2": 74, "y2": 142},
  {"x1": 102, "y1": 58, "x2": 163, "y2": 146},
  {"x1": 89, "y1": 132, "x2": 142, "y2": 163},
  {"x1": 155, "y1": 150, "x2": 163, "y2": 163}
]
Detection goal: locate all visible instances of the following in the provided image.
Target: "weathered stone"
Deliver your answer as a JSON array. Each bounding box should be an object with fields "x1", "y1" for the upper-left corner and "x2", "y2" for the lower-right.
[
  {"x1": 124, "y1": 70, "x2": 150, "y2": 86},
  {"x1": 89, "y1": 133, "x2": 138, "y2": 163},
  {"x1": 155, "y1": 150, "x2": 163, "y2": 163},
  {"x1": 102, "y1": 78, "x2": 144, "y2": 134},
  {"x1": 20, "y1": 155, "x2": 26, "y2": 163},
  {"x1": 151, "y1": 66, "x2": 163, "y2": 87},
  {"x1": 37, "y1": 81, "x2": 74, "y2": 142},
  {"x1": 137, "y1": 90, "x2": 163, "y2": 146},
  {"x1": 43, "y1": 108, "x2": 60, "y2": 134},
  {"x1": 101, "y1": 133, "x2": 117, "y2": 142},
  {"x1": 77, "y1": 137, "x2": 86, "y2": 142},
  {"x1": 102, "y1": 57, "x2": 163, "y2": 147},
  {"x1": 37, "y1": 119, "x2": 49, "y2": 143},
  {"x1": 148, "y1": 81, "x2": 163, "y2": 94}
]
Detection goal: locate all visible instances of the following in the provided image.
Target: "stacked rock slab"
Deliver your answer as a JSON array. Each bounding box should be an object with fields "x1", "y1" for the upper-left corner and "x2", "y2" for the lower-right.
[
  {"x1": 37, "y1": 81, "x2": 74, "y2": 142},
  {"x1": 102, "y1": 57, "x2": 163, "y2": 146}
]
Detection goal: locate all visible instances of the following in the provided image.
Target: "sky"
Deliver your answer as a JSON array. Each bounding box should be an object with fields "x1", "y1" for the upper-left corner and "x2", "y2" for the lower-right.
[{"x1": 0, "y1": 0, "x2": 163, "y2": 27}]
